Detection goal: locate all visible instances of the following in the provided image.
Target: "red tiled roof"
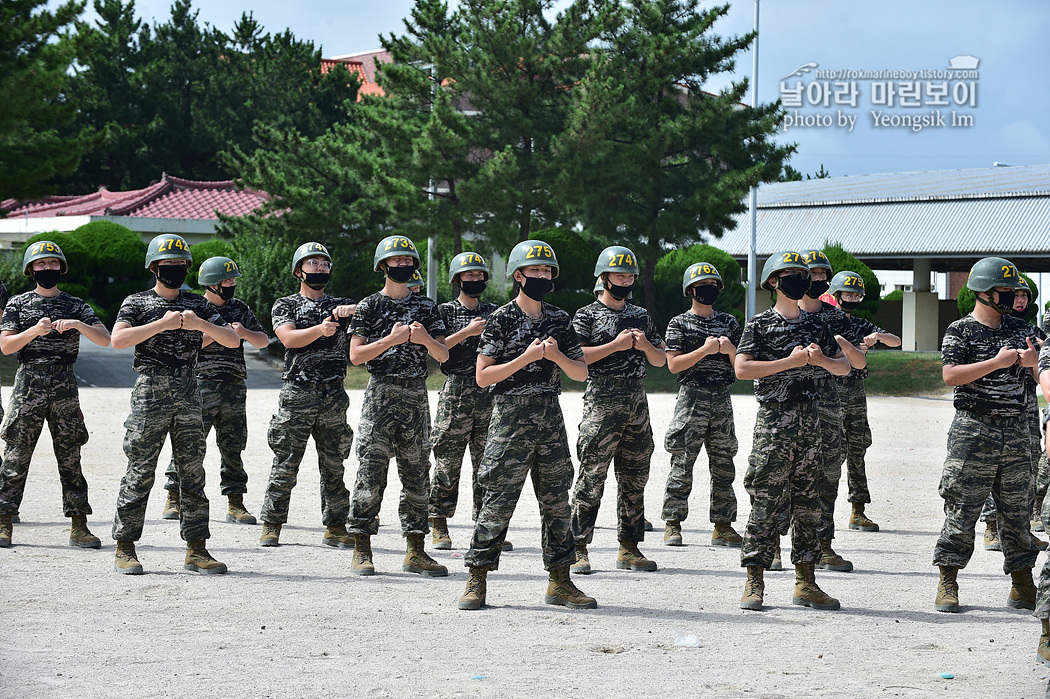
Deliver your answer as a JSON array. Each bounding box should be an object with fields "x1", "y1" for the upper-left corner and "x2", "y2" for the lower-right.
[
  {"x1": 325, "y1": 50, "x2": 392, "y2": 98},
  {"x1": 2, "y1": 174, "x2": 268, "y2": 220}
]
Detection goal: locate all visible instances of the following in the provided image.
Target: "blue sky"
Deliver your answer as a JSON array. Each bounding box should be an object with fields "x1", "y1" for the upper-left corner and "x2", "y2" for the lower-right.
[{"x1": 89, "y1": 0, "x2": 1049, "y2": 178}]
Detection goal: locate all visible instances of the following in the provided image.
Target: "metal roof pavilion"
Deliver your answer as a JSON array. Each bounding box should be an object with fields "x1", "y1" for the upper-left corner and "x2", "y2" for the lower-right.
[{"x1": 716, "y1": 163, "x2": 1050, "y2": 273}]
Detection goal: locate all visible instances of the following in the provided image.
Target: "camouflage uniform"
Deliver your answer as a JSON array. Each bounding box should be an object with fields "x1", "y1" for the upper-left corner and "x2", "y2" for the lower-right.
[
  {"x1": 660, "y1": 309, "x2": 741, "y2": 524},
  {"x1": 1035, "y1": 495, "x2": 1050, "y2": 619},
  {"x1": 932, "y1": 315, "x2": 1040, "y2": 574},
  {"x1": 808, "y1": 301, "x2": 850, "y2": 541},
  {"x1": 0, "y1": 291, "x2": 99, "y2": 516},
  {"x1": 112, "y1": 290, "x2": 227, "y2": 543},
  {"x1": 347, "y1": 292, "x2": 446, "y2": 536},
  {"x1": 259, "y1": 293, "x2": 355, "y2": 526},
  {"x1": 465, "y1": 301, "x2": 583, "y2": 571},
  {"x1": 164, "y1": 298, "x2": 265, "y2": 496},
  {"x1": 570, "y1": 300, "x2": 661, "y2": 544},
  {"x1": 738, "y1": 308, "x2": 840, "y2": 569},
  {"x1": 835, "y1": 313, "x2": 887, "y2": 505},
  {"x1": 429, "y1": 298, "x2": 498, "y2": 520}
]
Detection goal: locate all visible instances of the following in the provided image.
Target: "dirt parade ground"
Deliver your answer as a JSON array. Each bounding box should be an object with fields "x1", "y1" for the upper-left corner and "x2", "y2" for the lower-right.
[{"x1": 2, "y1": 379, "x2": 1049, "y2": 698}]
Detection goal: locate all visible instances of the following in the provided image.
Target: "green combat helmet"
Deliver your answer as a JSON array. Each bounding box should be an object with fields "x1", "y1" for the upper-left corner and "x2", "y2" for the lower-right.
[
  {"x1": 801, "y1": 249, "x2": 832, "y2": 273},
  {"x1": 760, "y1": 250, "x2": 810, "y2": 291},
  {"x1": 448, "y1": 252, "x2": 490, "y2": 284},
  {"x1": 373, "y1": 235, "x2": 420, "y2": 272},
  {"x1": 145, "y1": 234, "x2": 192, "y2": 268},
  {"x1": 594, "y1": 245, "x2": 639, "y2": 277},
  {"x1": 506, "y1": 240, "x2": 559, "y2": 279},
  {"x1": 198, "y1": 257, "x2": 242, "y2": 286},
  {"x1": 22, "y1": 240, "x2": 67, "y2": 276},
  {"x1": 967, "y1": 256, "x2": 1021, "y2": 314},
  {"x1": 830, "y1": 270, "x2": 865, "y2": 297},
  {"x1": 291, "y1": 242, "x2": 331, "y2": 275},
  {"x1": 408, "y1": 270, "x2": 425, "y2": 289},
  {"x1": 682, "y1": 262, "x2": 723, "y2": 296}
]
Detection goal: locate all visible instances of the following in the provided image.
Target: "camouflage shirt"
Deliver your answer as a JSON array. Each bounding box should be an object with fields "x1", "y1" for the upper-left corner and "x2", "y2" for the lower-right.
[
  {"x1": 737, "y1": 307, "x2": 840, "y2": 404},
  {"x1": 478, "y1": 300, "x2": 584, "y2": 396},
  {"x1": 1, "y1": 290, "x2": 100, "y2": 365},
  {"x1": 272, "y1": 292, "x2": 355, "y2": 384},
  {"x1": 351, "y1": 291, "x2": 446, "y2": 379},
  {"x1": 664, "y1": 310, "x2": 742, "y2": 388},
  {"x1": 196, "y1": 298, "x2": 266, "y2": 383},
  {"x1": 0, "y1": 281, "x2": 9, "y2": 314},
  {"x1": 837, "y1": 313, "x2": 884, "y2": 381},
  {"x1": 942, "y1": 314, "x2": 1041, "y2": 418},
  {"x1": 572, "y1": 300, "x2": 662, "y2": 379},
  {"x1": 805, "y1": 301, "x2": 852, "y2": 386},
  {"x1": 116, "y1": 290, "x2": 226, "y2": 373},
  {"x1": 438, "y1": 298, "x2": 498, "y2": 377}
]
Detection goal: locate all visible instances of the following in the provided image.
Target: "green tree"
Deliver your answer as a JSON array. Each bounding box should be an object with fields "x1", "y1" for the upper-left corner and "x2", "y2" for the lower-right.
[
  {"x1": 554, "y1": 0, "x2": 792, "y2": 315},
  {"x1": 70, "y1": 220, "x2": 150, "y2": 322},
  {"x1": 654, "y1": 243, "x2": 744, "y2": 330},
  {"x1": 0, "y1": 0, "x2": 90, "y2": 200},
  {"x1": 823, "y1": 242, "x2": 879, "y2": 321}
]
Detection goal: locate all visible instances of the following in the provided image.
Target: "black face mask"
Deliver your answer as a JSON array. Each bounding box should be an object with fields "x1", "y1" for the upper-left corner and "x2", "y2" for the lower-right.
[
  {"x1": 978, "y1": 290, "x2": 1015, "y2": 315},
  {"x1": 776, "y1": 273, "x2": 811, "y2": 301},
  {"x1": 33, "y1": 269, "x2": 61, "y2": 290},
  {"x1": 805, "y1": 280, "x2": 830, "y2": 299},
  {"x1": 692, "y1": 285, "x2": 720, "y2": 306},
  {"x1": 211, "y1": 285, "x2": 235, "y2": 302},
  {"x1": 461, "y1": 280, "x2": 487, "y2": 298},
  {"x1": 520, "y1": 276, "x2": 554, "y2": 302},
  {"x1": 1011, "y1": 308, "x2": 1028, "y2": 319},
  {"x1": 838, "y1": 299, "x2": 862, "y2": 312},
  {"x1": 303, "y1": 272, "x2": 330, "y2": 290},
  {"x1": 386, "y1": 266, "x2": 415, "y2": 284},
  {"x1": 605, "y1": 282, "x2": 633, "y2": 301},
  {"x1": 156, "y1": 264, "x2": 188, "y2": 290}
]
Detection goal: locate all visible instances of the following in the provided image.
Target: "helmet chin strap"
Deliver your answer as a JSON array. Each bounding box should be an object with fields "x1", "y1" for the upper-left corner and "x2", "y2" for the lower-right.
[{"x1": 975, "y1": 291, "x2": 1010, "y2": 314}]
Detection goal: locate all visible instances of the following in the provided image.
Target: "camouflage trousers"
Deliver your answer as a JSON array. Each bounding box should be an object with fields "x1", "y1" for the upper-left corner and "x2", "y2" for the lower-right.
[
  {"x1": 571, "y1": 379, "x2": 654, "y2": 544},
  {"x1": 164, "y1": 379, "x2": 249, "y2": 496},
  {"x1": 0, "y1": 365, "x2": 90, "y2": 516},
  {"x1": 815, "y1": 379, "x2": 846, "y2": 542},
  {"x1": 112, "y1": 371, "x2": 210, "y2": 542},
  {"x1": 741, "y1": 401, "x2": 822, "y2": 569},
  {"x1": 260, "y1": 380, "x2": 353, "y2": 526},
  {"x1": 660, "y1": 385, "x2": 738, "y2": 524},
  {"x1": 466, "y1": 395, "x2": 575, "y2": 572},
  {"x1": 348, "y1": 377, "x2": 431, "y2": 537},
  {"x1": 838, "y1": 378, "x2": 874, "y2": 504},
  {"x1": 979, "y1": 402, "x2": 1041, "y2": 523},
  {"x1": 933, "y1": 411, "x2": 1038, "y2": 574},
  {"x1": 429, "y1": 375, "x2": 493, "y2": 521},
  {"x1": 1034, "y1": 495, "x2": 1050, "y2": 619}
]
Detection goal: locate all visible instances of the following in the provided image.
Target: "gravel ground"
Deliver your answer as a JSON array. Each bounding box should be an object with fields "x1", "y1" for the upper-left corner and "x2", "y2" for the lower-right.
[{"x1": 1, "y1": 388, "x2": 1048, "y2": 698}]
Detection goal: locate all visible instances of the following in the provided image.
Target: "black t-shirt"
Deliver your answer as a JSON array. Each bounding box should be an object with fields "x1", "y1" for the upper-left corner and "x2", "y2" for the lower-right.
[
  {"x1": 351, "y1": 291, "x2": 446, "y2": 379},
  {"x1": 737, "y1": 307, "x2": 839, "y2": 404},
  {"x1": 197, "y1": 298, "x2": 265, "y2": 383},
  {"x1": 665, "y1": 310, "x2": 741, "y2": 388},
  {"x1": 478, "y1": 300, "x2": 583, "y2": 396},
  {"x1": 272, "y1": 293, "x2": 355, "y2": 383},
  {"x1": 572, "y1": 301, "x2": 662, "y2": 379},
  {"x1": 2, "y1": 290, "x2": 100, "y2": 365},
  {"x1": 438, "y1": 298, "x2": 498, "y2": 377},
  {"x1": 116, "y1": 290, "x2": 226, "y2": 373}
]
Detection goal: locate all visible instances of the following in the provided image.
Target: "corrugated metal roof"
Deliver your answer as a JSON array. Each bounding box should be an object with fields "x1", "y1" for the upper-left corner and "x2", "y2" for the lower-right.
[{"x1": 715, "y1": 164, "x2": 1050, "y2": 269}]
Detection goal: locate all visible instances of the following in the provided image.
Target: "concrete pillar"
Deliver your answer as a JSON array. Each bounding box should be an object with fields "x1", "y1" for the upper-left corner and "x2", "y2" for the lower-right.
[
  {"x1": 913, "y1": 258, "x2": 932, "y2": 292},
  {"x1": 902, "y1": 291, "x2": 940, "y2": 351}
]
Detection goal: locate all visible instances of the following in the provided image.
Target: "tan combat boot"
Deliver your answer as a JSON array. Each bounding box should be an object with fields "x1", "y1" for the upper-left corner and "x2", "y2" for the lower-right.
[
  {"x1": 351, "y1": 534, "x2": 375, "y2": 576},
  {"x1": 984, "y1": 520, "x2": 1002, "y2": 551},
  {"x1": 848, "y1": 503, "x2": 880, "y2": 532},
  {"x1": 817, "y1": 539, "x2": 854, "y2": 572},
  {"x1": 430, "y1": 517, "x2": 452, "y2": 550},
  {"x1": 226, "y1": 494, "x2": 257, "y2": 525},
  {"x1": 770, "y1": 535, "x2": 783, "y2": 571},
  {"x1": 935, "y1": 565, "x2": 960, "y2": 612},
  {"x1": 712, "y1": 521, "x2": 743, "y2": 548},
  {"x1": 545, "y1": 567, "x2": 597, "y2": 609},
  {"x1": 501, "y1": 539, "x2": 514, "y2": 551},
  {"x1": 114, "y1": 540, "x2": 143, "y2": 575},
  {"x1": 570, "y1": 541, "x2": 591, "y2": 574},
  {"x1": 403, "y1": 533, "x2": 448, "y2": 577},
  {"x1": 184, "y1": 540, "x2": 228, "y2": 575},
  {"x1": 0, "y1": 514, "x2": 12, "y2": 548},
  {"x1": 741, "y1": 565, "x2": 765, "y2": 611},
  {"x1": 259, "y1": 522, "x2": 282, "y2": 547},
  {"x1": 69, "y1": 515, "x2": 101, "y2": 549},
  {"x1": 1008, "y1": 568, "x2": 1037, "y2": 610},
  {"x1": 322, "y1": 523, "x2": 355, "y2": 549},
  {"x1": 663, "y1": 520, "x2": 683, "y2": 546},
  {"x1": 1031, "y1": 530, "x2": 1048, "y2": 551},
  {"x1": 458, "y1": 566, "x2": 488, "y2": 610},
  {"x1": 1039, "y1": 619, "x2": 1050, "y2": 666},
  {"x1": 616, "y1": 541, "x2": 657, "y2": 571},
  {"x1": 1033, "y1": 497, "x2": 1045, "y2": 533},
  {"x1": 161, "y1": 490, "x2": 179, "y2": 520},
  {"x1": 792, "y1": 563, "x2": 841, "y2": 610}
]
